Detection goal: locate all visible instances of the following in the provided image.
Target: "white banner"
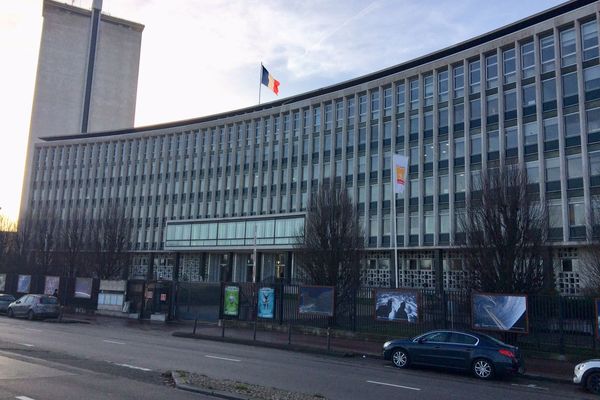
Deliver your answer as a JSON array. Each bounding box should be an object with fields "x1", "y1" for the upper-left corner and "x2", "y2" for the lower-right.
[{"x1": 392, "y1": 154, "x2": 409, "y2": 194}]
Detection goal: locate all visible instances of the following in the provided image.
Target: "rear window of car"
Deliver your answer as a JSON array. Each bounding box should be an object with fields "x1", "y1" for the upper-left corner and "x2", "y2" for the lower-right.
[
  {"x1": 40, "y1": 297, "x2": 58, "y2": 305},
  {"x1": 448, "y1": 333, "x2": 478, "y2": 345},
  {"x1": 0, "y1": 295, "x2": 15, "y2": 301}
]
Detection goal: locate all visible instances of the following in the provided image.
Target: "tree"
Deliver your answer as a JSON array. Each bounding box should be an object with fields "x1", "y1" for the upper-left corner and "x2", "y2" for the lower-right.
[
  {"x1": 295, "y1": 183, "x2": 365, "y2": 320},
  {"x1": 88, "y1": 205, "x2": 132, "y2": 279},
  {"x1": 458, "y1": 166, "x2": 548, "y2": 294},
  {"x1": 58, "y1": 208, "x2": 89, "y2": 277},
  {"x1": 578, "y1": 197, "x2": 600, "y2": 295},
  {"x1": 0, "y1": 215, "x2": 16, "y2": 272},
  {"x1": 30, "y1": 211, "x2": 60, "y2": 275}
]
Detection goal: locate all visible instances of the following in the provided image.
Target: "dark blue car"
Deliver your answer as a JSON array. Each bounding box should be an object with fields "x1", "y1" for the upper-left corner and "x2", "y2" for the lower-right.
[{"x1": 382, "y1": 330, "x2": 524, "y2": 380}]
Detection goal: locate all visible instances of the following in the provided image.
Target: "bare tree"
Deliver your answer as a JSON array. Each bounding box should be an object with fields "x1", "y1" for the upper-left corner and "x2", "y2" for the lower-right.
[
  {"x1": 11, "y1": 212, "x2": 36, "y2": 274},
  {"x1": 30, "y1": 211, "x2": 60, "y2": 275},
  {"x1": 0, "y1": 215, "x2": 16, "y2": 272},
  {"x1": 295, "y1": 184, "x2": 365, "y2": 320},
  {"x1": 88, "y1": 205, "x2": 132, "y2": 279},
  {"x1": 579, "y1": 197, "x2": 600, "y2": 295},
  {"x1": 58, "y1": 208, "x2": 89, "y2": 277},
  {"x1": 458, "y1": 166, "x2": 548, "y2": 294}
]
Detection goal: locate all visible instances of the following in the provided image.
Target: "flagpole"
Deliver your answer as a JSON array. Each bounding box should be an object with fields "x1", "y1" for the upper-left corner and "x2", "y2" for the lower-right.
[
  {"x1": 392, "y1": 164, "x2": 399, "y2": 289},
  {"x1": 258, "y1": 62, "x2": 263, "y2": 105}
]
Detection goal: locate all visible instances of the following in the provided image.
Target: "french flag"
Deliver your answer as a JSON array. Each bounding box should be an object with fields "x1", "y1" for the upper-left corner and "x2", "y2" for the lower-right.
[{"x1": 261, "y1": 65, "x2": 280, "y2": 95}]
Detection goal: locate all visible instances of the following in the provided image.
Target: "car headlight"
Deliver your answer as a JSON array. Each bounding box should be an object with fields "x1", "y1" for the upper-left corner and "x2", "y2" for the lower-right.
[
  {"x1": 575, "y1": 363, "x2": 584, "y2": 371},
  {"x1": 383, "y1": 341, "x2": 392, "y2": 349}
]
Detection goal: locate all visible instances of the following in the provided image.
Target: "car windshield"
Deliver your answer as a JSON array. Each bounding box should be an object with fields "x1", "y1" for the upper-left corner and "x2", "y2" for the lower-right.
[{"x1": 40, "y1": 297, "x2": 58, "y2": 304}]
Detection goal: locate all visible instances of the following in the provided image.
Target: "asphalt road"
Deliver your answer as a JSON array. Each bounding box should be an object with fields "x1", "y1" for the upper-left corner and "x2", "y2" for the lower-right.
[{"x1": 0, "y1": 315, "x2": 594, "y2": 400}]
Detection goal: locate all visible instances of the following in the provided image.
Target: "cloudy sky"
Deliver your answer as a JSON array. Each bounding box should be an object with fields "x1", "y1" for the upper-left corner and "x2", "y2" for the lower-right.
[{"x1": 0, "y1": 0, "x2": 564, "y2": 222}]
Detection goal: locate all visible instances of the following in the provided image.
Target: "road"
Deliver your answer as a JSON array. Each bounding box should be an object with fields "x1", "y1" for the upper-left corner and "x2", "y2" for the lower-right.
[{"x1": 0, "y1": 315, "x2": 593, "y2": 400}]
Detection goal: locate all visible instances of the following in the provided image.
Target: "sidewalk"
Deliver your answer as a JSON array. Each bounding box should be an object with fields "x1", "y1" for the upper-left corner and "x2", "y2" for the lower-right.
[{"x1": 173, "y1": 322, "x2": 577, "y2": 383}]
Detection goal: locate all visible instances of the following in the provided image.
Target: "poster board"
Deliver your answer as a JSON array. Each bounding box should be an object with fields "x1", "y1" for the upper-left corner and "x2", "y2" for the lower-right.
[
  {"x1": 17, "y1": 275, "x2": 31, "y2": 293},
  {"x1": 472, "y1": 293, "x2": 528, "y2": 334},
  {"x1": 257, "y1": 287, "x2": 275, "y2": 319},
  {"x1": 74, "y1": 278, "x2": 93, "y2": 299},
  {"x1": 44, "y1": 276, "x2": 60, "y2": 295},
  {"x1": 0, "y1": 274, "x2": 5, "y2": 292},
  {"x1": 374, "y1": 289, "x2": 419, "y2": 323},
  {"x1": 223, "y1": 285, "x2": 239, "y2": 317},
  {"x1": 298, "y1": 286, "x2": 335, "y2": 316}
]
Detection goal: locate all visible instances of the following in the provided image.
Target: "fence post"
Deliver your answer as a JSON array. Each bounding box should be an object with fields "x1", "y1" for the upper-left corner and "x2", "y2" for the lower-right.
[
  {"x1": 592, "y1": 299, "x2": 597, "y2": 352},
  {"x1": 288, "y1": 322, "x2": 292, "y2": 345},
  {"x1": 278, "y1": 282, "x2": 284, "y2": 325},
  {"x1": 327, "y1": 326, "x2": 331, "y2": 352},
  {"x1": 558, "y1": 297, "x2": 565, "y2": 356}
]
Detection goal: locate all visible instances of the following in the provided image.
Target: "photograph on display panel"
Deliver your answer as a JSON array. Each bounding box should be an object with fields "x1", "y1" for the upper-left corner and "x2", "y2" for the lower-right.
[
  {"x1": 257, "y1": 287, "x2": 275, "y2": 319},
  {"x1": 0, "y1": 274, "x2": 5, "y2": 292},
  {"x1": 298, "y1": 286, "x2": 334, "y2": 316},
  {"x1": 44, "y1": 276, "x2": 60, "y2": 295},
  {"x1": 596, "y1": 298, "x2": 600, "y2": 339},
  {"x1": 472, "y1": 293, "x2": 528, "y2": 333},
  {"x1": 223, "y1": 285, "x2": 239, "y2": 317},
  {"x1": 374, "y1": 289, "x2": 419, "y2": 323},
  {"x1": 74, "y1": 278, "x2": 93, "y2": 299},
  {"x1": 17, "y1": 275, "x2": 31, "y2": 293}
]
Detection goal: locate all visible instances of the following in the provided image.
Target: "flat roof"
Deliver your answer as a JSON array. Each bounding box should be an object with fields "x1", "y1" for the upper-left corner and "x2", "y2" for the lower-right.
[{"x1": 42, "y1": 0, "x2": 595, "y2": 143}]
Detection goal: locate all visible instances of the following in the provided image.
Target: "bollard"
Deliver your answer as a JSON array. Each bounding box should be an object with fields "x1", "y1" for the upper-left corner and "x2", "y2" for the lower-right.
[
  {"x1": 193, "y1": 317, "x2": 198, "y2": 336},
  {"x1": 288, "y1": 323, "x2": 292, "y2": 345},
  {"x1": 221, "y1": 319, "x2": 225, "y2": 338}
]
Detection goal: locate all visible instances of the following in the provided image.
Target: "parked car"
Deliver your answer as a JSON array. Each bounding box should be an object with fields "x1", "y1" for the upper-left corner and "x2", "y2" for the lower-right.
[
  {"x1": 382, "y1": 330, "x2": 524, "y2": 380},
  {"x1": 0, "y1": 294, "x2": 15, "y2": 314},
  {"x1": 7, "y1": 294, "x2": 60, "y2": 320},
  {"x1": 574, "y1": 359, "x2": 600, "y2": 394}
]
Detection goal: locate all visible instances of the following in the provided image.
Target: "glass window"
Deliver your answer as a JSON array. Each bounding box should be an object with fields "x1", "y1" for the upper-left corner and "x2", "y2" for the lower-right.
[
  {"x1": 524, "y1": 122, "x2": 538, "y2": 145},
  {"x1": 424, "y1": 111, "x2": 433, "y2": 131},
  {"x1": 486, "y1": 54, "x2": 498, "y2": 89},
  {"x1": 410, "y1": 79, "x2": 419, "y2": 110},
  {"x1": 454, "y1": 137, "x2": 465, "y2": 158},
  {"x1": 542, "y1": 78, "x2": 556, "y2": 103},
  {"x1": 543, "y1": 117, "x2": 559, "y2": 141},
  {"x1": 582, "y1": 20, "x2": 599, "y2": 61},
  {"x1": 564, "y1": 112, "x2": 580, "y2": 138},
  {"x1": 521, "y1": 41, "x2": 535, "y2": 78},
  {"x1": 359, "y1": 94, "x2": 367, "y2": 122},
  {"x1": 410, "y1": 115, "x2": 419, "y2": 134},
  {"x1": 560, "y1": 28, "x2": 576, "y2": 67},
  {"x1": 470, "y1": 169, "x2": 481, "y2": 190},
  {"x1": 424, "y1": 143, "x2": 434, "y2": 163},
  {"x1": 440, "y1": 210, "x2": 450, "y2": 234},
  {"x1": 371, "y1": 90, "x2": 380, "y2": 120},
  {"x1": 549, "y1": 200, "x2": 562, "y2": 228},
  {"x1": 410, "y1": 212, "x2": 419, "y2": 235},
  {"x1": 438, "y1": 70, "x2": 449, "y2": 102},
  {"x1": 505, "y1": 126, "x2": 518, "y2": 149},
  {"x1": 562, "y1": 72, "x2": 578, "y2": 98},
  {"x1": 439, "y1": 107, "x2": 448, "y2": 128},
  {"x1": 410, "y1": 146, "x2": 419, "y2": 165},
  {"x1": 424, "y1": 211, "x2": 434, "y2": 234},
  {"x1": 540, "y1": 35, "x2": 555, "y2": 73},
  {"x1": 488, "y1": 130, "x2": 499, "y2": 152},
  {"x1": 590, "y1": 151, "x2": 600, "y2": 176},
  {"x1": 410, "y1": 179, "x2": 419, "y2": 198},
  {"x1": 453, "y1": 65, "x2": 464, "y2": 98},
  {"x1": 425, "y1": 177, "x2": 434, "y2": 197},
  {"x1": 567, "y1": 155, "x2": 582, "y2": 178},
  {"x1": 347, "y1": 97, "x2": 355, "y2": 121},
  {"x1": 588, "y1": 108, "x2": 600, "y2": 134},
  {"x1": 522, "y1": 84, "x2": 536, "y2": 106},
  {"x1": 526, "y1": 161, "x2": 539, "y2": 183},
  {"x1": 439, "y1": 140, "x2": 449, "y2": 160},
  {"x1": 470, "y1": 134, "x2": 482, "y2": 155},
  {"x1": 396, "y1": 118, "x2": 405, "y2": 139},
  {"x1": 396, "y1": 83, "x2": 405, "y2": 113},
  {"x1": 384, "y1": 87, "x2": 392, "y2": 116},
  {"x1": 545, "y1": 157, "x2": 560, "y2": 181},
  {"x1": 469, "y1": 99, "x2": 481, "y2": 121},
  {"x1": 504, "y1": 89, "x2": 517, "y2": 112},
  {"x1": 584, "y1": 65, "x2": 600, "y2": 92},
  {"x1": 424, "y1": 75, "x2": 434, "y2": 107},
  {"x1": 454, "y1": 103, "x2": 464, "y2": 124},
  {"x1": 503, "y1": 48, "x2": 516, "y2": 84},
  {"x1": 455, "y1": 173, "x2": 465, "y2": 192},
  {"x1": 568, "y1": 198, "x2": 585, "y2": 226},
  {"x1": 439, "y1": 174, "x2": 449, "y2": 194},
  {"x1": 487, "y1": 94, "x2": 498, "y2": 116},
  {"x1": 469, "y1": 60, "x2": 481, "y2": 94}
]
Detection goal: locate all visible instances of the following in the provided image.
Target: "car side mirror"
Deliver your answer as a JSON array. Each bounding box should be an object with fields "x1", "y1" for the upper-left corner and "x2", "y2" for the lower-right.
[{"x1": 15, "y1": 301, "x2": 21, "y2": 304}]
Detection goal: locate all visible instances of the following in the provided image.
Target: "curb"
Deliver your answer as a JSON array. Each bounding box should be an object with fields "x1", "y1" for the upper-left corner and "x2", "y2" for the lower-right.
[
  {"x1": 520, "y1": 372, "x2": 571, "y2": 384},
  {"x1": 170, "y1": 371, "x2": 255, "y2": 400}
]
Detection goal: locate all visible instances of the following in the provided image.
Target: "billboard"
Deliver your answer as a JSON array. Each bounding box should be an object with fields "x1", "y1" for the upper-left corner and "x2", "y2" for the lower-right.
[
  {"x1": 44, "y1": 276, "x2": 60, "y2": 295},
  {"x1": 375, "y1": 289, "x2": 419, "y2": 323},
  {"x1": 257, "y1": 287, "x2": 275, "y2": 319},
  {"x1": 223, "y1": 285, "x2": 239, "y2": 317},
  {"x1": 0, "y1": 274, "x2": 5, "y2": 292},
  {"x1": 298, "y1": 286, "x2": 334, "y2": 316},
  {"x1": 472, "y1": 293, "x2": 528, "y2": 333},
  {"x1": 17, "y1": 275, "x2": 31, "y2": 293},
  {"x1": 74, "y1": 278, "x2": 93, "y2": 299}
]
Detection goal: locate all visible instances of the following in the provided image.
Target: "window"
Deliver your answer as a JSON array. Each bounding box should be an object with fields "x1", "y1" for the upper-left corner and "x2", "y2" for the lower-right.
[
  {"x1": 424, "y1": 143, "x2": 434, "y2": 163},
  {"x1": 526, "y1": 161, "x2": 539, "y2": 183},
  {"x1": 487, "y1": 94, "x2": 498, "y2": 116},
  {"x1": 542, "y1": 78, "x2": 557, "y2": 103},
  {"x1": 410, "y1": 212, "x2": 419, "y2": 235},
  {"x1": 470, "y1": 134, "x2": 482, "y2": 155},
  {"x1": 543, "y1": 117, "x2": 559, "y2": 141},
  {"x1": 424, "y1": 211, "x2": 434, "y2": 234},
  {"x1": 359, "y1": 94, "x2": 367, "y2": 122},
  {"x1": 439, "y1": 107, "x2": 448, "y2": 128},
  {"x1": 522, "y1": 84, "x2": 536, "y2": 106},
  {"x1": 590, "y1": 151, "x2": 600, "y2": 175},
  {"x1": 424, "y1": 111, "x2": 433, "y2": 132},
  {"x1": 454, "y1": 103, "x2": 464, "y2": 125},
  {"x1": 454, "y1": 137, "x2": 465, "y2": 158},
  {"x1": 371, "y1": 90, "x2": 380, "y2": 120},
  {"x1": 567, "y1": 155, "x2": 583, "y2": 178},
  {"x1": 560, "y1": 28, "x2": 576, "y2": 67},
  {"x1": 540, "y1": 35, "x2": 555, "y2": 73},
  {"x1": 545, "y1": 157, "x2": 560, "y2": 182},
  {"x1": 588, "y1": 108, "x2": 600, "y2": 134},
  {"x1": 549, "y1": 200, "x2": 562, "y2": 228},
  {"x1": 568, "y1": 198, "x2": 585, "y2": 227},
  {"x1": 439, "y1": 140, "x2": 449, "y2": 160},
  {"x1": 438, "y1": 70, "x2": 449, "y2": 102},
  {"x1": 521, "y1": 41, "x2": 535, "y2": 78},
  {"x1": 505, "y1": 127, "x2": 518, "y2": 149},
  {"x1": 410, "y1": 79, "x2": 419, "y2": 110},
  {"x1": 410, "y1": 146, "x2": 419, "y2": 165},
  {"x1": 439, "y1": 174, "x2": 449, "y2": 194},
  {"x1": 470, "y1": 169, "x2": 481, "y2": 190},
  {"x1": 410, "y1": 115, "x2": 419, "y2": 135},
  {"x1": 424, "y1": 75, "x2": 434, "y2": 107},
  {"x1": 486, "y1": 54, "x2": 498, "y2": 89},
  {"x1": 396, "y1": 83, "x2": 405, "y2": 113},
  {"x1": 564, "y1": 112, "x2": 580, "y2": 138},
  {"x1": 424, "y1": 177, "x2": 434, "y2": 197},
  {"x1": 453, "y1": 65, "x2": 464, "y2": 98},
  {"x1": 439, "y1": 210, "x2": 450, "y2": 234},
  {"x1": 488, "y1": 130, "x2": 499, "y2": 152},
  {"x1": 469, "y1": 60, "x2": 481, "y2": 94},
  {"x1": 582, "y1": 20, "x2": 599, "y2": 61},
  {"x1": 524, "y1": 122, "x2": 538, "y2": 146},
  {"x1": 384, "y1": 87, "x2": 392, "y2": 116},
  {"x1": 504, "y1": 89, "x2": 517, "y2": 112},
  {"x1": 562, "y1": 72, "x2": 578, "y2": 98},
  {"x1": 503, "y1": 48, "x2": 516, "y2": 84},
  {"x1": 469, "y1": 99, "x2": 481, "y2": 121},
  {"x1": 584, "y1": 65, "x2": 600, "y2": 92},
  {"x1": 410, "y1": 179, "x2": 419, "y2": 198}
]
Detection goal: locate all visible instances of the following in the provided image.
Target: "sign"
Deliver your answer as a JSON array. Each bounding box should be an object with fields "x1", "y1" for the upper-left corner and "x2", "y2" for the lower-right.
[
  {"x1": 17, "y1": 275, "x2": 31, "y2": 293},
  {"x1": 257, "y1": 287, "x2": 275, "y2": 319},
  {"x1": 375, "y1": 289, "x2": 419, "y2": 323},
  {"x1": 44, "y1": 276, "x2": 60, "y2": 295},
  {"x1": 160, "y1": 293, "x2": 167, "y2": 302},
  {"x1": 298, "y1": 286, "x2": 334, "y2": 316},
  {"x1": 392, "y1": 154, "x2": 409, "y2": 194},
  {"x1": 472, "y1": 293, "x2": 528, "y2": 333},
  {"x1": 223, "y1": 285, "x2": 239, "y2": 317}
]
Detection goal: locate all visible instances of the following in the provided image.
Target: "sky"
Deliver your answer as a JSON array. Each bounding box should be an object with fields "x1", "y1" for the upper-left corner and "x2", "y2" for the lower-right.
[{"x1": 0, "y1": 0, "x2": 565, "y2": 223}]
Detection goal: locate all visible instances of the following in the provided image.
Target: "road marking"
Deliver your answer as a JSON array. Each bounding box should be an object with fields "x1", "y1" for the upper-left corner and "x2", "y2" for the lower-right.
[
  {"x1": 24, "y1": 328, "x2": 42, "y2": 332},
  {"x1": 16, "y1": 396, "x2": 36, "y2": 400},
  {"x1": 116, "y1": 363, "x2": 152, "y2": 372},
  {"x1": 366, "y1": 380, "x2": 421, "y2": 391},
  {"x1": 205, "y1": 355, "x2": 241, "y2": 362},
  {"x1": 103, "y1": 340, "x2": 126, "y2": 345},
  {"x1": 18, "y1": 343, "x2": 34, "y2": 348},
  {"x1": 511, "y1": 383, "x2": 549, "y2": 391}
]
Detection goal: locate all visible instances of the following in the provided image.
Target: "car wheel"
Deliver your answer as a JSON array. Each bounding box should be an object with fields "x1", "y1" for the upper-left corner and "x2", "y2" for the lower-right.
[
  {"x1": 586, "y1": 372, "x2": 600, "y2": 394},
  {"x1": 7, "y1": 308, "x2": 14, "y2": 318},
  {"x1": 392, "y1": 349, "x2": 410, "y2": 368},
  {"x1": 472, "y1": 358, "x2": 494, "y2": 380},
  {"x1": 27, "y1": 310, "x2": 34, "y2": 321}
]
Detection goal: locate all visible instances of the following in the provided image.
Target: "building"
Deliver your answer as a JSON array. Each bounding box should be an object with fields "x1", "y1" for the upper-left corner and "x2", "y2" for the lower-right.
[
  {"x1": 20, "y1": 0, "x2": 144, "y2": 218},
  {"x1": 23, "y1": 0, "x2": 600, "y2": 294}
]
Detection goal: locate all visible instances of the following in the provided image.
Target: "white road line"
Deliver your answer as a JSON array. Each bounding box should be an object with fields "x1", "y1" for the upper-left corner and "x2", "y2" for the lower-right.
[
  {"x1": 16, "y1": 396, "x2": 37, "y2": 400},
  {"x1": 18, "y1": 343, "x2": 34, "y2": 348},
  {"x1": 366, "y1": 380, "x2": 421, "y2": 391},
  {"x1": 511, "y1": 383, "x2": 549, "y2": 391},
  {"x1": 116, "y1": 363, "x2": 152, "y2": 372},
  {"x1": 24, "y1": 328, "x2": 42, "y2": 332},
  {"x1": 103, "y1": 340, "x2": 126, "y2": 345},
  {"x1": 205, "y1": 355, "x2": 241, "y2": 362}
]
